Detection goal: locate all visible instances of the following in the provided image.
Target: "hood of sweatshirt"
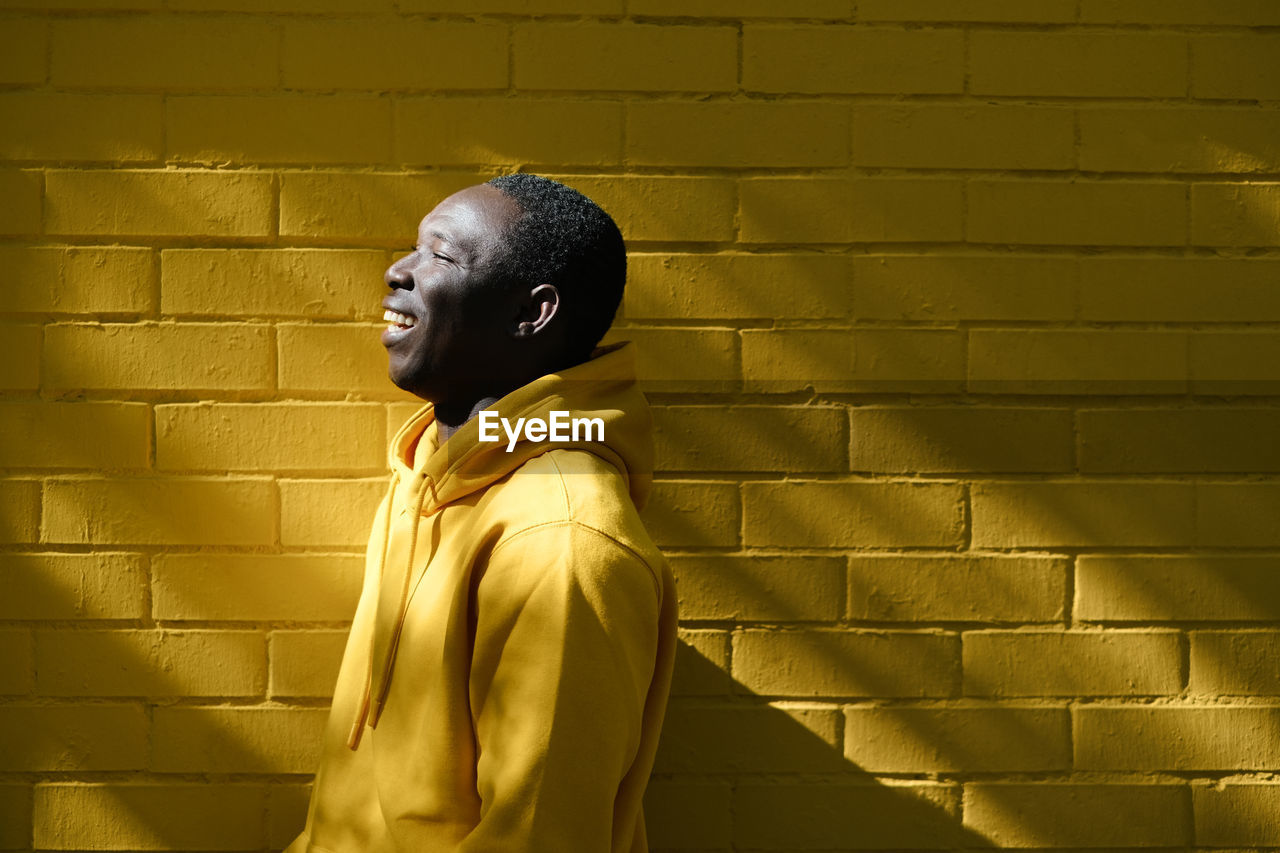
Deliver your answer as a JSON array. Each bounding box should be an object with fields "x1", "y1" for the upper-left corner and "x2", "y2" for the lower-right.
[
  {"x1": 391, "y1": 341, "x2": 653, "y2": 514},
  {"x1": 349, "y1": 341, "x2": 654, "y2": 747}
]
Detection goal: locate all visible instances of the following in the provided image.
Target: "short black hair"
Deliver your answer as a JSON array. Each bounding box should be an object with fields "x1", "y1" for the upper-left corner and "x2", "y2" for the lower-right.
[{"x1": 486, "y1": 173, "x2": 626, "y2": 364}]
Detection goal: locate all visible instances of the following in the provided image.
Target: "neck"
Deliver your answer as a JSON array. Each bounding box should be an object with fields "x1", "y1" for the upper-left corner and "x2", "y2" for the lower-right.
[{"x1": 433, "y1": 395, "x2": 503, "y2": 443}]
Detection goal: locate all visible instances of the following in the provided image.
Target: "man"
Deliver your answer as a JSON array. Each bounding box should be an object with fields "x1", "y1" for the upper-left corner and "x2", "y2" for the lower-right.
[{"x1": 286, "y1": 174, "x2": 678, "y2": 852}]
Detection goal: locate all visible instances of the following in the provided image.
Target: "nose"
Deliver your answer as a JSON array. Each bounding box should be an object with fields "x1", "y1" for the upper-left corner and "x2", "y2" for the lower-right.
[{"x1": 384, "y1": 252, "x2": 415, "y2": 290}]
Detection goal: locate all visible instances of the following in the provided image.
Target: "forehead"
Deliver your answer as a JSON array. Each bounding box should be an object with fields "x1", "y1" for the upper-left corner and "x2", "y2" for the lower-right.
[{"x1": 416, "y1": 184, "x2": 520, "y2": 253}]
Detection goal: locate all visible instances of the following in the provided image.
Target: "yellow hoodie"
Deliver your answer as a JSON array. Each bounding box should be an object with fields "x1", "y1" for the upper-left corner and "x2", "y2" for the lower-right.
[{"x1": 286, "y1": 343, "x2": 677, "y2": 853}]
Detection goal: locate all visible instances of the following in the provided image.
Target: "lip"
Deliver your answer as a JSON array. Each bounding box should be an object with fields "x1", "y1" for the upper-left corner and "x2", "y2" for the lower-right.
[{"x1": 380, "y1": 301, "x2": 420, "y2": 348}]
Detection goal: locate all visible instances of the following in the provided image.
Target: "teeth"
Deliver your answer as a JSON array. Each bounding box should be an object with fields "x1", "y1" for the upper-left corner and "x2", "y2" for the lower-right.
[{"x1": 383, "y1": 309, "x2": 417, "y2": 328}]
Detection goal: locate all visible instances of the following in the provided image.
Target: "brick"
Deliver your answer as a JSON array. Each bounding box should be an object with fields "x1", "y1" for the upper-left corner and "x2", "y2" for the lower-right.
[
  {"x1": 1192, "y1": 331, "x2": 1280, "y2": 395},
  {"x1": 1193, "y1": 34, "x2": 1280, "y2": 99},
  {"x1": 0, "y1": 18, "x2": 44, "y2": 85},
  {"x1": 43, "y1": 477, "x2": 275, "y2": 546},
  {"x1": 653, "y1": 405, "x2": 847, "y2": 473},
  {"x1": 859, "y1": 0, "x2": 1075, "y2": 20},
  {"x1": 971, "y1": 32, "x2": 1187, "y2": 97},
  {"x1": 1081, "y1": 257, "x2": 1280, "y2": 321},
  {"x1": 0, "y1": 630, "x2": 32, "y2": 694},
  {"x1": 1080, "y1": 408, "x2": 1280, "y2": 473},
  {"x1": 742, "y1": 329, "x2": 965, "y2": 394},
  {"x1": 170, "y1": 0, "x2": 390, "y2": 8},
  {"x1": 515, "y1": 23, "x2": 735, "y2": 92},
  {"x1": 283, "y1": 21, "x2": 506, "y2": 91},
  {"x1": 670, "y1": 555, "x2": 844, "y2": 621},
  {"x1": 278, "y1": 323, "x2": 398, "y2": 395},
  {"x1": 34, "y1": 784, "x2": 266, "y2": 851},
  {"x1": 1081, "y1": 108, "x2": 1280, "y2": 174},
  {"x1": 628, "y1": 102, "x2": 848, "y2": 167},
  {"x1": 1077, "y1": 556, "x2": 1280, "y2": 622},
  {"x1": 643, "y1": 781, "x2": 730, "y2": 851},
  {"x1": 0, "y1": 402, "x2": 148, "y2": 469},
  {"x1": 641, "y1": 481, "x2": 740, "y2": 548},
  {"x1": 1191, "y1": 631, "x2": 1280, "y2": 695},
  {"x1": 279, "y1": 171, "x2": 484, "y2": 242},
  {"x1": 154, "y1": 554, "x2": 361, "y2": 622},
  {"x1": 972, "y1": 482, "x2": 1196, "y2": 549},
  {"x1": 1083, "y1": 0, "x2": 1280, "y2": 24},
  {"x1": 744, "y1": 25, "x2": 963, "y2": 94},
  {"x1": 1077, "y1": 706, "x2": 1280, "y2": 770},
  {"x1": 0, "y1": 705, "x2": 147, "y2": 771},
  {"x1": 740, "y1": 177, "x2": 964, "y2": 243},
  {"x1": 46, "y1": 170, "x2": 273, "y2": 238},
  {"x1": 0, "y1": 785, "x2": 30, "y2": 850},
  {"x1": 734, "y1": 629, "x2": 959, "y2": 697},
  {"x1": 156, "y1": 403, "x2": 384, "y2": 473},
  {"x1": 44, "y1": 322, "x2": 272, "y2": 392},
  {"x1": 964, "y1": 630, "x2": 1181, "y2": 697},
  {"x1": 854, "y1": 104, "x2": 1074, "y2": 169},
  {"x1": 853, "y1": 255, "x2": 1076, "y2": 322},
  {"x1": 279, "y1": 478, "x2": 386, "y2": 547},
  {"x1": 267, "y1": 784, "x2": 312, "y2": 851},
  {"x1": 0, "y1": 94, "x2": 161, "y2": 161},
  {"x1": 656, "y1": 705, "x2": 842, "y2": 773},
  {"x1": 630, "y1": 0, "x2": 846, "y2": 15},
  {"x1": 0, "y1": 324, "x2": 39, "y2": 389},
  {"x1": 1198, "y1": 483, "x2": 1280, "y2": 546},
  {"x1": 152, "y1": 707, "x2": 327, "y2": 773},
  {"x1": 0, "y1": 552, "x2": 146, "y2": 621},
  {"x1": 1195, "y1": 783, "x2": 1280, "y2": 846},
  {"x1": 37, "y1": 629, "x2": 265, "y2": 697},
  {"x1": 969, "y1": 330, "x2": 1188, "y2": 394},
  {"x1": 0, "y1": 479, "x2": 39, "y2": 544},
  {"x1": 160, "y1": 0, "x2": 375, "y2": 8},
  {"x1": 397, "y1": 98, "x2": 622, "y2": 167},
  {"x1": 52, "y1": 18, "x2": 277, "y2": 89},
  {"x1": 849, "y1": 555, "x2": 1067, "y2": 623},
  {"x1": 671, "y1": 629, "x2": 730, "y2": 697},
  {"x1": 1192, "y1": 183, "x2": 1280, "y2": 247},
  {"x1": 168, "y1": 96, "x2": 391, "y2": 165},
  {"x1": 403, "y1": 0, "x2": 619, "y2": 10},
  {"x1": 627, "y1": 253, "x2": 851, "y2": 321},
  {"x1": 163, "y1": 249, "x2": 386, "y2": 319},
  {"x1": 963, "y1": 784, "x2": 1188, "y2": 848},
  {"x1": 734, "y1": 782, "x2": 961, "y2": 850},
  {"x1": 547, "y1": 175, "x2": 737, "y2": 243},
  {"x1": 0, "y1": 0, "x2": 160, "y2": 6},
  {"x1": 844, "y1": 705, "x2": 1070, "y2": 772},
  {"x1": 0, "y1": 247, "x2": 155, "y2": 314},
  {"x1": 270, "y1": 630, "x2": 348, "y2": 698},
  {"x1": 969, "y1": 180, "x2": 1187, "y2": 247},
  {"x1": 851, "y1": 407, "x2": 1073, "y2": 474},
  {"x1": 600, "y1": 326, "x2": 738, "y2": 393},
  {"x1": 0, "y1": 170, "x2": 41, "y2": 235},
  {"x1": 744, "y1": 481, "x2": 964, "y2": 548}
]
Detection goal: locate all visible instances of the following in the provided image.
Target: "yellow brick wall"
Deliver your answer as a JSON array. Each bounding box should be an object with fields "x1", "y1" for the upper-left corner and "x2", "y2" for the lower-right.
[{"x1": 2, "y1": 1, "x2": 1279, "y2": 850}]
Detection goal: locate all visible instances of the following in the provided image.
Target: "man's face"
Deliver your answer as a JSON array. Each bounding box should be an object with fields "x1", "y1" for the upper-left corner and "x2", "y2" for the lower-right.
[{"x1": 381, "y1": 184, "x2": 523, "y2": 402}]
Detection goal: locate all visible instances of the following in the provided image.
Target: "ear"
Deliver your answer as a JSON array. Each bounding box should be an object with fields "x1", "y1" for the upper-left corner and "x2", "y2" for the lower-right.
[{"x1": 511, "y1": 284, "x2": 560, "y2": 339}]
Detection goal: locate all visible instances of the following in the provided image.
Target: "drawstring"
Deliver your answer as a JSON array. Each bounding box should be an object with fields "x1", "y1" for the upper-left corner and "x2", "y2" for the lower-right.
[
  {"x1": 346, "y1": 472, "x2": 401, "y2": 751},
  {"x1": 368, "y1": 474, "x2": 431, "y2": 728},
  {"x1": 346, "y1": 471, "x2": 433, "y2": 750}
]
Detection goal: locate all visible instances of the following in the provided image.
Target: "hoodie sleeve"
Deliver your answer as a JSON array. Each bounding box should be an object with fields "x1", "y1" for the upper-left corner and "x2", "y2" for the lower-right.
[{"x1": 460, "y1": 521, "x2": 662, "y2": 853}]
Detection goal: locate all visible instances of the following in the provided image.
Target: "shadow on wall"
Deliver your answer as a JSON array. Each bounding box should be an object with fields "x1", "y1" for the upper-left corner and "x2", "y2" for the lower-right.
[{"x1": 653, "y1": 639, "x2": 992, "y2": 851}]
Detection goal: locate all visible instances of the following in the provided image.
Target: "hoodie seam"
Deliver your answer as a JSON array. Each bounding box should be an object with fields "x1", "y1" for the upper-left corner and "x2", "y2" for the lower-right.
[
  {"x1": 487, "y1": 519, "x2": 662, "y2": 602},
  {"x1": 545, "y1": 451, "x2": 574, "y2": 521}
]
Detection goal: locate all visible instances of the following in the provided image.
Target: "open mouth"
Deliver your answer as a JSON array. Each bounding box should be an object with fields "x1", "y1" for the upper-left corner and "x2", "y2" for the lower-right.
[{"x1": 383, "y1": 309, "x2": 418, "y2": 331}]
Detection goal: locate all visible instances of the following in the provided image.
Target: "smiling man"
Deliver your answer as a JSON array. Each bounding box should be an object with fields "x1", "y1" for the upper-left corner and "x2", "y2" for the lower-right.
[{"x1": 286, "y1": 174, "x2": 678, "y2": 852}]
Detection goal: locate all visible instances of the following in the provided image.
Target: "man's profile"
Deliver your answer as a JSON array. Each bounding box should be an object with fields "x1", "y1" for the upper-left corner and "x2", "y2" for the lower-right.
[{"x1": 285, "y1": 174, "x2": 678, "y2": 852}]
